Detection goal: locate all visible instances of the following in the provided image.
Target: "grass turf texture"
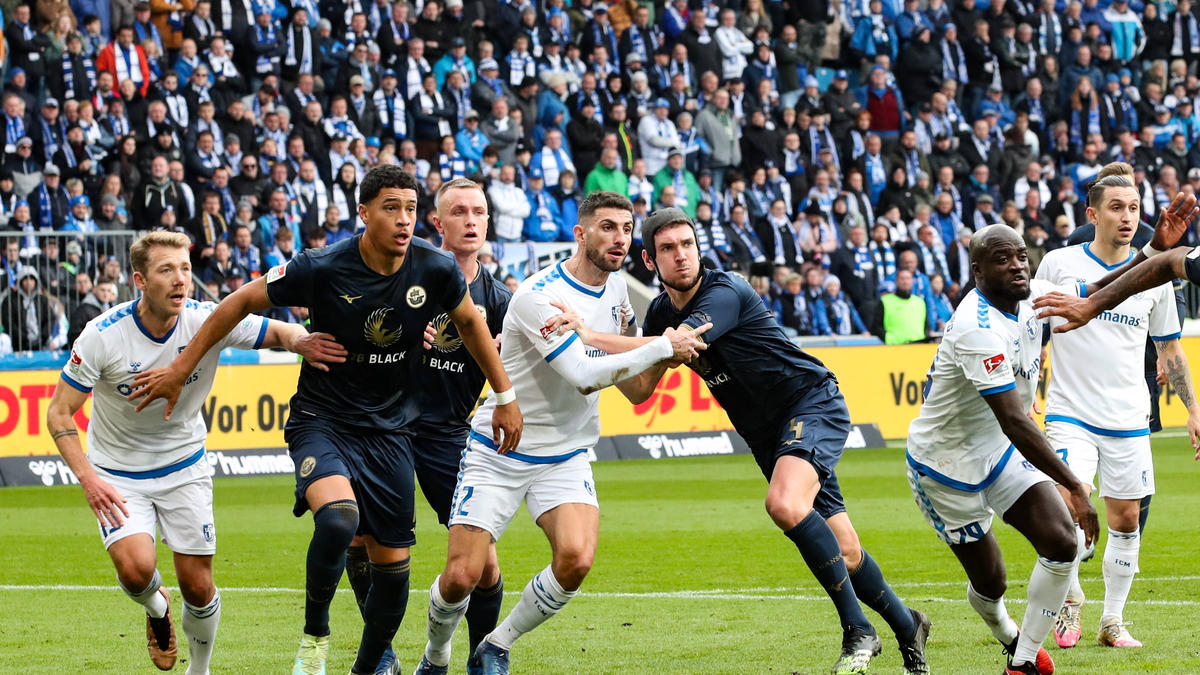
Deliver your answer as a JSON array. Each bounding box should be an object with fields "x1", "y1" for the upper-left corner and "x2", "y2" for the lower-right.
[{"x1": 2, "y1": 439, "x2": 1200, "y2": 673}]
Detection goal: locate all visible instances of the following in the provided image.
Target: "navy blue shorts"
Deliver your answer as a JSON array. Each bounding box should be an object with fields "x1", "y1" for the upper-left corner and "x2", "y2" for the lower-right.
[
  {"x1": 413, "y1": 431, "x2": 468, "y2": 526},
  {"x1": 742, "y1": 377, "x2": 851, "y2": 519},
  {"x1": 285, "y1": 417, "x2": 417, "y2": 549}
]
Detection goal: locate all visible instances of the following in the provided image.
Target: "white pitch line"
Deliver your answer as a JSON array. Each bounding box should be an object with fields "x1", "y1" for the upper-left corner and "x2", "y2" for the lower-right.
[{"x1": 2, "y1": 583, "x2": 1199, "y2": 606}]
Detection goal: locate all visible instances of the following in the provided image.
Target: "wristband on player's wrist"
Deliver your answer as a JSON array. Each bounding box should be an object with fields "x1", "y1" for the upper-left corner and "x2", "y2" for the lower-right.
[
  {"x1": 1142, "y1": 242, "x2": 1165, "y2": 257},
  {"x1": 494, "y1": 388, "x2": 516, "y2": 405}
]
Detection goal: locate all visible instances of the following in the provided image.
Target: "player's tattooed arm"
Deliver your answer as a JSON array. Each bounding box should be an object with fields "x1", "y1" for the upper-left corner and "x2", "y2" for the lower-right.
[
  {"x1": 1154, "y1": 339, "x2": 1200, "y2": 453},
  {"x1": 47, "y1": 379, "x2": 131, "y2": 529}
]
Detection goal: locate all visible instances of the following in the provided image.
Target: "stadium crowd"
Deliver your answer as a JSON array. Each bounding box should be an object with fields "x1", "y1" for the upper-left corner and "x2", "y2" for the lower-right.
[{"x1": 0, "y1": 0, "x2": 1195, "y2": 352}]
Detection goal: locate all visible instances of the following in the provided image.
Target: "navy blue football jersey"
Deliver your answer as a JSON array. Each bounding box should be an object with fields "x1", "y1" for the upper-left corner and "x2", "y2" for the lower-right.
[
  {"x1": 643, "y1": 268, "x2": 835, "y2": 435},
  {"x1": 265, "y1": 235, "x2": 469, "y2": 430},
  {"x1": 410, "y1": 265, "x2": 512, "y2": 435}
]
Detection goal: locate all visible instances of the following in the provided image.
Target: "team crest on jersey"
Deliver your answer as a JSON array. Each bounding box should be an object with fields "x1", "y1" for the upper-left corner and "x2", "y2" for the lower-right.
[
  {"x1": 1026, "y1": 318, "x2": 1038, "y2": 339},
  {"x1": 611, "y1": 306, "x2": 621, "y2": 328},
  {"x1": 983, "y1": 353, "x2": 1006, "y2": 374},
  {"x1": 406, "y1": 285, "x2": 427, "y2": 308},
  {"x1": 299, "y1": 456, "x2": 316, "y2": 478},
  {"x1": 364, "y1": 308, "x2": 403, "y2": 347},
  {"x1": 266, "y1": 262, "x2": 288, "y2": 283},
  {"x1": 429, "y1": 313, "x2": 463, "y2": 353},
  {"x1": 202, "y1": 523, "x2": 214, "y2": 543}
]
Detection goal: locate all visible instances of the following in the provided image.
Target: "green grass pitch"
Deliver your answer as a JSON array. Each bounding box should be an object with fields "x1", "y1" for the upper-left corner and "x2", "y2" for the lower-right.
[{"x1": 2, "y1": 438, "x2": 1200, "y2": 673}]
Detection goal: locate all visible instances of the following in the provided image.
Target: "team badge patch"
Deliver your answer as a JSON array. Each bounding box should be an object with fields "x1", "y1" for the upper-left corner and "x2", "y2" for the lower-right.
[
  {"x1": 539, "y1": 325, "x2": 556, "y2": 339},
  {"x1": 475, "y1": 304, "x2": 487, "y2": 322},
  {"x1": 266, "y1": 262, "x2": 288, "y2": 283},
  {"x1": 983, "y1": 354, "x2": 1006, "y2": 374},
  {"x1": 299, "y1": 456, "x2": 316, "y2": 478},
  {"x1": 406, "y1": 285, "x2": 427, "y2": 308},
  {"x1": 202, "y1": 523, "x2": 215, "y2": 543},
  {"x1": 68, "y1": 350, "x2": 82, "y2": 374}
]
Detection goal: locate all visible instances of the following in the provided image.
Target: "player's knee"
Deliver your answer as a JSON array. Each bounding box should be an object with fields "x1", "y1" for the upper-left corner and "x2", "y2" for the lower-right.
[
  {"x1": 177, "y1": 576, "x2": 215, "y2": 607},
  {"x1": 764, "y1": 493, "x2": 810, "y2": 530},
  {"x1": 479, "y1": 558, "x2": 501, "y2": 588},
  {"x1": 1108, "y1": 501, "x2": 1140, "y2": 533},
  {"x1": 841, "y1": 545, "x2": 863, "y2": 571},
  {"x1": 552, "y1": 548, "x2": 594, "y2": 589},
  {"x1": 1038, "y1": 521, "x2": 1079, "y2": 563},
  {"x1": 312, "y1": 499, "x2": 359, "y2": 546},
  {"x1": 112, "y1": 553, "x2": 156, "y2": 590},
  {"x1": 442, "y1": 559, "x2": 484, "y2": 598}
]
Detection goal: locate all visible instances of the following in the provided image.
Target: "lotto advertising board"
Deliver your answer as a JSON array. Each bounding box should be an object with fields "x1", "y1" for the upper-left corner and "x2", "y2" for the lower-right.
[{"x1": 4, "y1": 338, "x2": 1198, "y2": 486}]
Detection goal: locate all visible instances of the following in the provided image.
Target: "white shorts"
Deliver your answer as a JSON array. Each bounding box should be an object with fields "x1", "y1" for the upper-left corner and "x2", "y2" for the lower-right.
[
  {"x1": 447, "y1": 438, "x2": 599, "y2": 540},
  {"x1": 907, "y1": 446, "x2": 1050, "y2": 545},
  {"x1": 1045, "y1": 420, "x2": 1154, "y2": 500},
  {"x1": 94, "y1": 455, "x2": 216, "y2": 555}
]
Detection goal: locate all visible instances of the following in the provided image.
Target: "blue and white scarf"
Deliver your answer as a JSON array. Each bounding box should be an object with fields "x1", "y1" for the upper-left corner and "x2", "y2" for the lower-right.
[
  {"x1": 591, "y1": 21, "x2": 619, "y2": 60},
  {"x1": 730, "y1": 221, "x2": 766, "y2": 262},
  {"x1": 941, "y1": 39, "x2": 967, "y2": 83},
  {"x1": 373, "y1": 88, "x2": 408, "y2": 139},
  {"x1": 37, "y1": 184, "x2": 66, "y2": 229},
  {"x1": 868, "y1": 240, "x2": 896, "y2": 286},
  {"x1": 438, "y1": 151, "x2": 467, "y2": 181},
  {"x1": 507, "y1": 52, "x2": 535, "y2": 87},
  {"x1": 62, "y1": 53, "x2": 98, "y2": 101},
  {"x1": 5, "y1": 115, "x2": 25, "y2": 147}
]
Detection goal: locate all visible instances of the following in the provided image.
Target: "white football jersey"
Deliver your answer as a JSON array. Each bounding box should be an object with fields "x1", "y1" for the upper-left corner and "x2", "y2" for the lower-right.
[
  {"x1": 62, "y1": 299, "x2": 268, "y2": 472},
  {"x1": 1036, "y1": 243, "x2": 1180, "y2": 433},
  {"x1": 907, "y1": 280, "x2": 1082, "y2": 489},
  {"x1": 471, "y1": 261, "x2": 633, "y2": 461}
]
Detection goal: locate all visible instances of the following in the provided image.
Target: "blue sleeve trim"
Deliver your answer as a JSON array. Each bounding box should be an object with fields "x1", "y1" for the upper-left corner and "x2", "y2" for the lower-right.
[
  {"x1": 60, "y1": 373, "x2": 92, "y2": 393},
  {"x1": 979, "y1": 382, "x2": 1016, "y2": 397},
  {"x1": 905, "y1": 445, "x2": 1015, "y2": 493},
  {"x1": 1077, "y1": 281, "x2": 1088, "y2": 298},
  {"x1": 543, "y1": 331, "x2": 579, "y2": 363},
  {"x1": 253, "y1": 318, "x2": 269, "y2": 349},
  {"x1": 1044, "y1": 414, "x2": 1151, "y2": 437},
  {"x1": 1151, "y1": 332, "x2": 1182, "y2": 342}
]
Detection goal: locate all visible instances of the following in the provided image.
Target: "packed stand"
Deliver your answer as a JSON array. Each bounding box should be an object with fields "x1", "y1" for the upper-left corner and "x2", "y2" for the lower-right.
[{"x1": 0, "y1": 0, "x2": 1195, "y2": 351}]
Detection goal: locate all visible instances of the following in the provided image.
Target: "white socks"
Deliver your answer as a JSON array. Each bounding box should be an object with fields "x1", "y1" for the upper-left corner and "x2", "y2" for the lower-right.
[
  {"x1": 1066, "y1": 526, "x2": 1086, "y2": 603},
  {"x1": 967, "y1": 583, "x2": 1019, "y2": 645},
  {"x1": 487, "y1": 564, "x2": 577, "y2": 651},
  {"x1": 183, "y1": 591, "x2": 221, "y2": 675},
  {"x1": 121, "y1": 569, "x2": 169, "y2": 619},
  {"x1": 424, "y1": 575, "x2": 471, "y2": 667},
  {"x1": 1015, "y1": 557, "x2": 1073, "y2": 665},
  {"x1": 1102, "y1": 528, "x2": 1140, "y2": 622}
]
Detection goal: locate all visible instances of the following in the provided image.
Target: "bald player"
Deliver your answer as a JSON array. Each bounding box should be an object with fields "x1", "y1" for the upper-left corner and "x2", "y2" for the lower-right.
[{"x1": 907, "y1": 225, "x2": 1098, "y2": 675}]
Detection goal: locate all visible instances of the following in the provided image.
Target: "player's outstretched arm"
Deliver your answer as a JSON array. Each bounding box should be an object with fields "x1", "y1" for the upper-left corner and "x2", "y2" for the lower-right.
[
  {"x1": 1155, "y1": 339, "x2": 1200, "y2": 456},
  {"x1": 46, "y1": 381, "x2": 130, "y2": 530},
  {"x1": 261, "y1": 321, "x2": 348, "y2": 372},
  {"x1": 129, "y1": 278, "x2": 274, "y2": 419},
  {"x1": 1035, "y1": 248, "x2": 1192, "y2": 332},
  {"x1": 449, "y1": 291, "x2": 523, "y2": 453},
  {"x1": 983, "y1": 387, "x2": 1100, "y2": 546},
  {"x1": 544, "y1": 301, "x2": 657, "y2": 354}
]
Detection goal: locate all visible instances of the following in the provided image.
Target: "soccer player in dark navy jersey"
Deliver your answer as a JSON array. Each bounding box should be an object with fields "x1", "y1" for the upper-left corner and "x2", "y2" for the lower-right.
[
  {"x1": 547, "y1": 207, "x2": 930, "y2": 675},
  {"x1": 129, "y1": 166, "x2": 523, "y2": 675},
  {"x1": 343, "y1": 178, "x2": 513, "y2": 675}
]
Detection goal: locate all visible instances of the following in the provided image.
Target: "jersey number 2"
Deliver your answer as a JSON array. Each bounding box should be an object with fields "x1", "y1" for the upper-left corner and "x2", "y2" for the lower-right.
[{"x1": 454, "y1": 486, "x2": 474, "y2": 517}]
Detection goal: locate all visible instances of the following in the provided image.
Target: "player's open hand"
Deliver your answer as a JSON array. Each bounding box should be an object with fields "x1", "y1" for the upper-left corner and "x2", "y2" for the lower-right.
[
  {"x1": 545, "y1": 301, "x2": 591, "y2": 343},
  {"x1": 127, "y1": 366, "x2": 186, "y2": 419},
  {"x1": 1187, "y1": 411, "x2": 1200, "y2": 457},
  {"x1": 664, "y1": 322, "x2": 712, "y2": 363},
  {"x1": 80, "y1": 474, "x2": 129, "y2": 531},
  {"x1": 1150, "y1": 192, "x2": 1200, "y2": 252},
  {"x1": 1033, "y1": 292, "x2": 1100, "y2": 332},
  {"x1": 1069, "y1": 485, "x2": 1100, "y2": 547},
  {"x1": 492, "y1": 399, "x2": 522, "y2": 454},
  {"x1": 291, "y1": 332, "x2": 347, "y2": 371},
  {"x1": 423, "y1": 321, "x2": 436, "y2": 349}
]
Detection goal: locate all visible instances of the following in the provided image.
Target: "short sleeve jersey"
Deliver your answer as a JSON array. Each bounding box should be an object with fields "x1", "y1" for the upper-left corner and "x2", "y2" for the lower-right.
[
  {"x1": 1037, "y1": 243, "x2": 1180, "y2": 433},
  {"x1": 410, "y1": 265, "x2": 512, "y2": 436},
  {"x1": 907, "y1": 280, "x2": 1083, "y2": 490},
  {"x1": 265, "y1": 235, "x2": 468, "y2": 431},
  {"x1": 642, "y1": 268, "x2": 834, "y2": 435},
  {"x1": 62, "y1": 298, "x2": 267, "y2": 472},
  {"x1": 470, "y1": 261, "x2": 632, "y2": 459}
]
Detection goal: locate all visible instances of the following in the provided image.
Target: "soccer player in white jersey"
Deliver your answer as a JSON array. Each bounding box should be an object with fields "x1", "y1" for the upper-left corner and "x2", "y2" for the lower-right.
[
  {"x1": 1036, "y1": 174, "x2": 1200, "y2": 650},
  {"x1": 44, "y1": 232, "x2": 344, "y2": 674},
  {"x1": 415, "y1": 192, "x2": 709, "y2": 675},
  {"x1": 906, "y1": 225, "x2": 1099, "y2": 675}
]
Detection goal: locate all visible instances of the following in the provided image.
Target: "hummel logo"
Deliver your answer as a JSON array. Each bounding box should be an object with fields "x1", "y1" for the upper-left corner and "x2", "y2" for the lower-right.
[{"x1": 340, "y1": 294, "x2": 363, "y2": 304}]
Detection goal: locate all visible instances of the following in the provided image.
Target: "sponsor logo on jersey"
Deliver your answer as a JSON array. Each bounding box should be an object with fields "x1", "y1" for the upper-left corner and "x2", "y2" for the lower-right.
[
  {"x1": 429, "y1": 313, "x2": 463, "y2": 353},
  {"x1": 70, "y1": 350, "x2": 82, "y2": 365},
  {"x1": 340, "y1": 294, "x2": 362, "y2": 304},
  {"x1": 406, "y1": 285, "x2": 427, "y2": 308},
  {"x1": 364, "y1": 307, "x2": 403, "y2": 347},
  {"x1": 983, "y1": 353, "x2": 1006, "y2": 374},
  {"x1": 299, "y1": 456, "x2": 316, "y2": 478},
  {"x1": 266, "y1": 262, "x2": 288, "y2": 283},
  {"x1": 128, "y1": 362, "x2": 142, "y2": 373},
  {"x1": 68, "y1": 350, "x2": 83, "y2": 375},
  {"x1": 475, "y1": 304, "x2": 487, "y2": 322},
  {"x1": 539, "y1": 324, "x2": 556, "y2": 339}
]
